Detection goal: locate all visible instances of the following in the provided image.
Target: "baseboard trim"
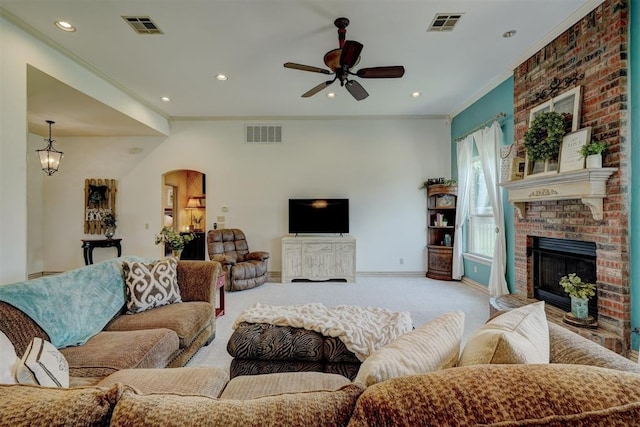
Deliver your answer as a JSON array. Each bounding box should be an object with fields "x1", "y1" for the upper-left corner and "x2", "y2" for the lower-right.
[
  {"x1": 269, "y1": 271, "x2": 426, "y2": 282},
  {"x1": 28, "y1": 271, "x2": 62, "y2": 280},
  {"x1": 461, "y1": 277, "x2": 490, "y2": 294},
  {"x1": 356, "y1": 271, "x2": 425, "y2": 278}
]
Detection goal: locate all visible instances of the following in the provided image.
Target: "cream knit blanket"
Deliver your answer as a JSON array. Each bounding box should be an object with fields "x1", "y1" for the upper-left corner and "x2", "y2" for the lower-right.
[{"x1": 233, "y1": 303, "x2": 413, "y2": 361}]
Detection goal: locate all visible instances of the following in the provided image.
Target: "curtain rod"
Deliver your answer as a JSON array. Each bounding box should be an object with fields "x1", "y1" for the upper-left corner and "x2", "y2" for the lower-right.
[{"x1": 454, "y1": 112, "x2": 507, "y2": 142}]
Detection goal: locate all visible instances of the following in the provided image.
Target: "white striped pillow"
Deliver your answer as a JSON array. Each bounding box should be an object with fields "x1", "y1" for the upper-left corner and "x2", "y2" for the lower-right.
[
  {"x1": 0, "y1": 331, "x2": 18, "y2": 384},
  {"x1": 15, "y1": 337, "x2": 69, "y2": 388}
]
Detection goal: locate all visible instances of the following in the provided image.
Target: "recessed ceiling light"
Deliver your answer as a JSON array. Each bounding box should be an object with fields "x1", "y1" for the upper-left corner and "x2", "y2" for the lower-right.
[
  {"x1": 55, "y1": 21, "x2": 76, "y2": 32},
  {"x1": 327, "y1": 92, "x2": 336, "y2": 98},
  {"x1": 215, "y1": 74, "x2": 228, "y2": 81},
  {"x1": 411, "y1": 92, "x2": 421, "y2": 98},
  {"x1": 161, "y1": 96, "x2": 171, "y2": 102},
  {"x1": 503, "y1": 30, "x2": 517, "y2": 38}
]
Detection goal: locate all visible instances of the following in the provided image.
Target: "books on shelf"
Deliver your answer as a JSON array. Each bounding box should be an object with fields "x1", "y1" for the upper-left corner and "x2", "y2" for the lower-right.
[{"x1": 434, "y1": 213, "x2": 449, "y2": 227}]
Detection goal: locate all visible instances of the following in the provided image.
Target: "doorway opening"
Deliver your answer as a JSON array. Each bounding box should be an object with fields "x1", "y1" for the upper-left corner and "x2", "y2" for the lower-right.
[{"x1": 161, "y1": 170, "x2": 206, "y2": 259}]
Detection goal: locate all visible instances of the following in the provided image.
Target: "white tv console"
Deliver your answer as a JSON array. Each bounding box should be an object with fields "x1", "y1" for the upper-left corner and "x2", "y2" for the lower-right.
[{"x1": 281, "y1": 235, "x2": 356, "y2": 283}]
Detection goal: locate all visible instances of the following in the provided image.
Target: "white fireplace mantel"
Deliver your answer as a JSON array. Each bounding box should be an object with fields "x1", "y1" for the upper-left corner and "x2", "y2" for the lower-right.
[{"x1": 499, "y1": 168, "x2": 617, "y2": 220}]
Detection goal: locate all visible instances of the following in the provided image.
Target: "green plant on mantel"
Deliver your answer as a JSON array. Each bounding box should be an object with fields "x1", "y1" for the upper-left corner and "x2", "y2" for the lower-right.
[
  {"x1": 523, "y1": 111, "x2": 566, "y2": 161},
  {"x1": 559, "y1": 273, "x2": 596, "y2": 300},
  {"x1": 579, "y1": 140, "x2": 608, "y2": 158}
]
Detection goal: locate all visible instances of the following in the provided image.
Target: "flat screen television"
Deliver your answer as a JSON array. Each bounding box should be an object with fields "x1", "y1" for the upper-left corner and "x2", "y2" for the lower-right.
[{"x1": 288, "y1": 199, "x2": 349, "y2": 234}]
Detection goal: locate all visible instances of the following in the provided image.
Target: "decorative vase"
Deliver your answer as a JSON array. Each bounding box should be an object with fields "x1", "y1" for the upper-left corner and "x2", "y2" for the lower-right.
[
  {"x1": 571, "y1": 296, "x2": 589, "y2": 319},
  {"x1": 171, "y1": 249, "x2": 183, "y2": 259},
  {"x1": 586, "y1": 154, "x2": 602, "y2": 169},
  {"x1": 104, "y1": 227, "x2": 115, "y2": 239}
]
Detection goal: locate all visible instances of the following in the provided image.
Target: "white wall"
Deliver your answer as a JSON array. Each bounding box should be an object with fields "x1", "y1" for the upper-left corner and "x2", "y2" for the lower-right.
[
  {"x1": 27, "y1": 133, "x2": 45, "y2": 275},
  {"x1": 1, "y1": 15, "x2": 452, "y2": 279},
  {"x1": 40, "y1": 118, "x2": 451, "y2": 273},
  {"x1": 0, "y1": 16, "x2": 169, "y2": 283}
]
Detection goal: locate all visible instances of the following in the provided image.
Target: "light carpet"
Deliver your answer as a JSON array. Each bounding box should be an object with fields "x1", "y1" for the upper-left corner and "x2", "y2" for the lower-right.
[{"x1": 187, "y1": 276, "x2": 490, "y2": 373}]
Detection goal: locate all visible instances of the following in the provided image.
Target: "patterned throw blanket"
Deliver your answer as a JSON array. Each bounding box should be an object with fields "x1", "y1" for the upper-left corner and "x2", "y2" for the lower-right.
[{"x1": 233, "y1": 303, "x2": 413, "y2": 361}]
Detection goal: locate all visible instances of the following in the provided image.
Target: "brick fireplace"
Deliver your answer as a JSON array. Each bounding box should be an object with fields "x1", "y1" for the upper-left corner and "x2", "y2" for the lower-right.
[{"x1": 510, "y1": 0, "x2": 631, "y2": 354}]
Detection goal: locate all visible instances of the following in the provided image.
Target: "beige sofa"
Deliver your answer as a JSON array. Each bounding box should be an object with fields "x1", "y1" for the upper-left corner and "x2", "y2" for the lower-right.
[
  {"x1": 2, "y1": 310, "x2": 640, "y2": 426},
  {"x1": 0, "y1": 257, "x2": 222, "y2": 386}
]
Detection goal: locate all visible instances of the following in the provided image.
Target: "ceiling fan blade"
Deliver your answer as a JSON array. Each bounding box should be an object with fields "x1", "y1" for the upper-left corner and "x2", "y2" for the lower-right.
[
  {"x1": 345, "y1": 80, "x2": 369, "y2": 101},
  {"x1": 340, "y1": 40, "x2": 363, "y2": 69},
  {"x1": 284, "y1": 62, "x2": 331, "y2": 75},
  {"x1": 356, "y1": 66, "x2": 405, "y2": 78},
  {"x1": 302, "y1": 80, "x2": 334, "y2": 98}
]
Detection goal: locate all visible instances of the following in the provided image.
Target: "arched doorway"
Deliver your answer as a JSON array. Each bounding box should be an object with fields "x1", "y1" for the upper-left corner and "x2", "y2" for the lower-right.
[{"x1": 162, "y1": 169, "x2": 206, "y2": 259}]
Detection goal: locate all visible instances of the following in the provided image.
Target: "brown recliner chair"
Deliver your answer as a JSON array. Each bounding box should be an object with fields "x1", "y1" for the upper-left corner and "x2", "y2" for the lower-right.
[{"x1": 207, "y1": 229, "x2": 270, "y2": 292}]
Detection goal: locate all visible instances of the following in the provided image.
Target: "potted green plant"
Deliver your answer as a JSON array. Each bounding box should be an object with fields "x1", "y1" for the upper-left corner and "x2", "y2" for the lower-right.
[
  {"x1": 155, "y1": 226, "x2": 195, "y2": 258},
  {"x1": 559, "y1": 273, "x2": 596, "y2": 319},
  {"x1": 579, "y1": 140, "x2": 607, "y2": 169},
  {"x1": 100, "y1": 212, "x2": 116, "y2": 239},
  {"x1": 193, "y1": 215, "x2": 204, "y2": 232}
]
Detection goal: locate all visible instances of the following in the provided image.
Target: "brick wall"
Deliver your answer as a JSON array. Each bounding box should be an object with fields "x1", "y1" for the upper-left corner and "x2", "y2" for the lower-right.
[{"x1": 512, "y1": 0, "x2": 631, "y2": 352}]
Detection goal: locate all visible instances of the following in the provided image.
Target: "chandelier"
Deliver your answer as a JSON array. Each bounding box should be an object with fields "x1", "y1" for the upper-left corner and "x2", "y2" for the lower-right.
[{"x1": 36, "y1": 120, "x2": 63, "y2": 176}]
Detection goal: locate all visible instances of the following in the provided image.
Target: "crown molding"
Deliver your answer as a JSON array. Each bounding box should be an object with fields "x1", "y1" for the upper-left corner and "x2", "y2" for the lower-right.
[{"x1": 449, "y1": 0, "x2": 606, "y2": 119}]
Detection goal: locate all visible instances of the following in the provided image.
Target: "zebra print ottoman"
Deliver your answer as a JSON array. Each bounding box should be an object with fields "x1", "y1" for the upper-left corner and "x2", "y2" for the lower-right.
[{"x1": 227, "y1": 322, "x2": 361, "y2": 380}]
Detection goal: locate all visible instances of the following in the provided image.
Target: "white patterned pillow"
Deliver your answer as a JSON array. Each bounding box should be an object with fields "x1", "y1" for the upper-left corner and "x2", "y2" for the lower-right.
[
  {"x1": 15, "y1": 337, "x2": 69, "y2": 387},
  {"x1": 458, "y1": 301, "x2": 549, "y2": 366},
  {"x1": 0, "y1": 331, "x2": 18, "y2": 384},
  {"x1": 354, "y1": 311, "x2": 465, "y2": 387},
  {"x1": 122, "y1": 257, "x2": 182, "y2": 314}
]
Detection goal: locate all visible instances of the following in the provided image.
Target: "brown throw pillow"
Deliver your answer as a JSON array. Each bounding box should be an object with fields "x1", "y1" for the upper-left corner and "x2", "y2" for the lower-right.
[{"x1": 122, "y1": 258, "x2": 182, "y2": 314}]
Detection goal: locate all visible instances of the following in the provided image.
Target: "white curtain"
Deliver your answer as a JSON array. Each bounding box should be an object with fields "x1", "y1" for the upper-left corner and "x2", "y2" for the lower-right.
[
  {"x1": 452, "y1": 135, "x2": 473, "y2": 280},
  {"x1": 473, "y1": 122, "x2": 508, "y2": 296}
]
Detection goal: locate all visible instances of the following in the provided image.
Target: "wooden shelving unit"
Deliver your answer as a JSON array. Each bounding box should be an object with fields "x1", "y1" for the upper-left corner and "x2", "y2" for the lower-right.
[{"x1": 426, "y1": 185, "x2": 457, "y2": 281}]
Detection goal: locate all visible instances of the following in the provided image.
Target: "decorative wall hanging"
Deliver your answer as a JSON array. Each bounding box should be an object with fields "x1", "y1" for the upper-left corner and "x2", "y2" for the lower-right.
[
  {"x1": 524, "y1": 86, "x2": 582, "y2": 177},
  {"x1": 84, "y1": 178, "x2": 117, "y2": 235}
]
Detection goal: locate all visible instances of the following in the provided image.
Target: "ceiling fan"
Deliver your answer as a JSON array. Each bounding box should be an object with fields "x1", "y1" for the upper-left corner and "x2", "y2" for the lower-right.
[{"x1": 284, "y1": 17, "x2": 405, "y2": 101}]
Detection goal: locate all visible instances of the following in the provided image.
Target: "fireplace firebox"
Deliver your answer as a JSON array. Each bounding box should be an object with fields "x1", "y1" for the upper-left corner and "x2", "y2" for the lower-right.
[{"x1": 532, "y1": 237, "x2": 597, "y2": 318}]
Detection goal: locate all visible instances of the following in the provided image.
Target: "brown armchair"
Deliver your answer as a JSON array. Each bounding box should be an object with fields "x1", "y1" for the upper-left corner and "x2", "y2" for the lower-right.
[{"x1": 207, "y1": 229, "x2": 270, "y2": 292}]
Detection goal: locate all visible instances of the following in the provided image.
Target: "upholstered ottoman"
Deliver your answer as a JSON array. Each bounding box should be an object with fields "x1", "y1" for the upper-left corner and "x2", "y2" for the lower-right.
[{"x1": 227, "y1": 322, "x2": 361, "y2": 380}]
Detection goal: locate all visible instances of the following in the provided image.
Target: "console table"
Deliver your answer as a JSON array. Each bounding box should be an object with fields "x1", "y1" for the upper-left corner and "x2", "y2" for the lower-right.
[
  {"x1": 81, "y1": 238, "x2": 122, "y2": 265},
  {"x1": 281, "y1": 235, "x2": 356, "y2": 283}
]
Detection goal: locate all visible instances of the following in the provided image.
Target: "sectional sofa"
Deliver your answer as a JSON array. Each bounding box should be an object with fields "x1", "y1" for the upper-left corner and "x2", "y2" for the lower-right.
[
  {"x1": 0, "y1": 257, "x2": 221, "y2": 386},
  {"x1": 2, "y1": 332, "x2": 640, "y2": 426},
  {"x1": 2, "y1": 263, "x2": 640, "y2": 425}
]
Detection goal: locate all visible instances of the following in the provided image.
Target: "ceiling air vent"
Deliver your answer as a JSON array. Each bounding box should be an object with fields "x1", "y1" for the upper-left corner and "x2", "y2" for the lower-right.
[
  {"x1": 245, "y1": 125, "x2": 282, "y2": 144},
  {"x1": 122, "y1": 16, "x2": 163, "y2": 34},
  {"x1": 427, "y1": 13, "x2": 462, "y2": 32}
]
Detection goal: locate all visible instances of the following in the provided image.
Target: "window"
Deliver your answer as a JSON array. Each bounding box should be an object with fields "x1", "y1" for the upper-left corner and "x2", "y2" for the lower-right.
[{"x1": 467, "y1": 157, "x2": 495, "y2": 258}]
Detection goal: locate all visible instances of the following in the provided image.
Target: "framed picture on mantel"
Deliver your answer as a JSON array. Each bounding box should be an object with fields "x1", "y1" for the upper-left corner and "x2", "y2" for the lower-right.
[{"x1": 559, "y1": 127, "x2": 591, "y2": 173}]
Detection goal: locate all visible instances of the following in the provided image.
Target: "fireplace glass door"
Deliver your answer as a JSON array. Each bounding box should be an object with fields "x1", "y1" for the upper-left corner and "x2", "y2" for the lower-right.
[{"x1": 533, "y1": 237, "x2": 597, "y2": 318}]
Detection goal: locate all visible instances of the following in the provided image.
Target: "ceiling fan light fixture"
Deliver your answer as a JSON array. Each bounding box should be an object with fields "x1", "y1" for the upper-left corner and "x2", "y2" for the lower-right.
[
  {"x1": 55, "y1": 21, "x2": 76, "y2": 32},
  {"x1": 284, "y1": 17, "x2": 404, "y2": 101}
]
